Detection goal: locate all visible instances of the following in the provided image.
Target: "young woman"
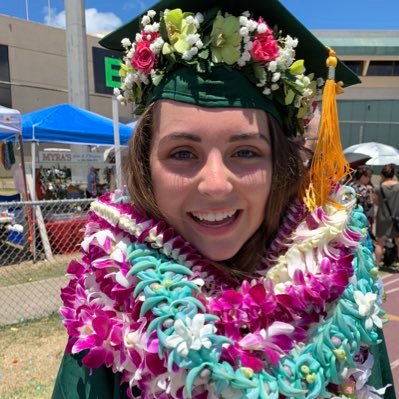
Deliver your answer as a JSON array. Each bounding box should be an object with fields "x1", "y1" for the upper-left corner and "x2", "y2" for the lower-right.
[{"x1": 52, "y1": 1, "x2": 395, "y2": 398}]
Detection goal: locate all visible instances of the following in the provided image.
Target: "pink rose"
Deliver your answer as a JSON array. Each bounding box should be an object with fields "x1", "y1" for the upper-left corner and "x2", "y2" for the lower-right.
[
  {"x1": 251, "y1": 30, "x2": 279, "y2": 63},
  {"x1": 131, "y1": 41, "x2": 156, "y2": 74}
]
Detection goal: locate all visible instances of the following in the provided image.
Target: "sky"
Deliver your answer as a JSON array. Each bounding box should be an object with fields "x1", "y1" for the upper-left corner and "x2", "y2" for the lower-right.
[{"x1": 0, "y1": 0, "x2": 398, "y2": 34}]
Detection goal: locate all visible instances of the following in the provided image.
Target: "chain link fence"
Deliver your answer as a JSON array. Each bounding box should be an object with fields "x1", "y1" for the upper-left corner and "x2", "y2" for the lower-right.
[{"x1": 0, "y1": 198, "x2": 93, "y2": 325}]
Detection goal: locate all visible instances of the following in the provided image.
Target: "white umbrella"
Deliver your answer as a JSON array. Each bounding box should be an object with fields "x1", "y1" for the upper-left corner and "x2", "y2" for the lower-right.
[
  {"x1": 344, "y1": 152, "x2": 371, "y2": 165},
  {"x1": 366, "y1": 155, "x2": 399, "y2": 166},
  {"x1": 344, "y1": 142, "x2": 399, "y2": 159}
]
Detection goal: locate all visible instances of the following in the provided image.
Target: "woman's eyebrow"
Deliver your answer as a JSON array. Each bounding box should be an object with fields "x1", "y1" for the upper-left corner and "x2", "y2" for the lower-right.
[
  {"x1": 229, "y1": 133, "x2": 270, "y2": 143},
  {"x1": 161, "y1": 132, "x2": 201, "y2": 143}
]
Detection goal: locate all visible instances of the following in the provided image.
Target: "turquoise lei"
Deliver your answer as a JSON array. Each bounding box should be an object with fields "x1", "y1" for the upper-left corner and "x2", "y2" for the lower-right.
[{"x1": 123, "y1": 208, "x2": 383, "y2": 398}]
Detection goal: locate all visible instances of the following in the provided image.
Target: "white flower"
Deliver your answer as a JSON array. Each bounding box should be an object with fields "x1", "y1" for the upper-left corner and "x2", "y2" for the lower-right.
[
  {"x1": 268, "y1": 61, "x2": 277, "y2": 73},
  {"x1": 185, "y1": 15, "x2": 194, "y2": 24},
  {"x1": 353, "y1": 290, "x2": 383, "y2": 329},
  {"x1": 135, "y1": 33, "x2": 143, "y2": 42},
  {"x1": 113, "y1": 88, "x2": 121, "y2": 96},
  {"x1": 141, "y1": 15, "x2": 151, "y2": 25},
  {"x1": 165, "y1": 314, "x2": 216, "y2": 357},
  {"x1": 186, "y1": 33, "x2": 200, "y2": 45},
  {"x1": 147, "y1": 10, "x2": 156, "y2": 18},
  {"x1": 195, "y1": 40, "x2": 204, "y2": 49},
  {"x1": 246, "y1": 20, "x2": 258, "y2": 32},
  {"x1": 271, "y1": 83, "x2": 279, "y2": 91},
  {"x1": 302, "y1": 76, "x2": 311, "y2": 86},
  {"x1": 239, "y1": 27, "x2": 249, "y2": 37},
  {"x1": 244, "y1": 41, "x2": 253, "y2": 51},
  {"x1": 272, "y1": 72, "x2": 281, "y2": 82},
  {"x1": 242, "y1": 11, "x2": 250, "y2": 18},
  {"x1": 263, "y1": 87, "x2": 272, "y2": 95},
  {"x1": 121, "y1": 38, "x2": 131, "y2": 48},
  {"x1": 239, "y1": 16, "x2": 248, "y2": 26},
  {"x1": 257, "y1": 23, "x2": 268, "y2": 34},
  {"x1": 285, "y1": 35, "x2": 298, "y2": 48},
  {"x1": 195, "y1": 12, "x2": 204, "y2": 23}
]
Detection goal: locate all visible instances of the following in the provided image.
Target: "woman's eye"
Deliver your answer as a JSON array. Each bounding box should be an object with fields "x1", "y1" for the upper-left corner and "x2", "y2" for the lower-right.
[
  {"x1": 233, "y1": 149, "x2": 260, "y2": 158},
  {"x1": 170, "y1": 150, "x2": 196, "y2": 160}
]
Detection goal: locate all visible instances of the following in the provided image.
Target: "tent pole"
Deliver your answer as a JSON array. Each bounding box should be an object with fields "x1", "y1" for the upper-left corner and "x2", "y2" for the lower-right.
[
  {"x1": 112, "y1": 96, "x2": 122, "y2": 190},
  {"x1": 17, "y1": 132, "x2": 29, "y2": 201},
  {"x1": 31, "y1": 140, "x2": 36, "y2": 201}
]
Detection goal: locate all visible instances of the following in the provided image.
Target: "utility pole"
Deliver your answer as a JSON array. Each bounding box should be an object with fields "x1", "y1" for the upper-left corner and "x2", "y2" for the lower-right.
[{"x1": 65, "y1": 0, "x2": 90, "y2": 183}]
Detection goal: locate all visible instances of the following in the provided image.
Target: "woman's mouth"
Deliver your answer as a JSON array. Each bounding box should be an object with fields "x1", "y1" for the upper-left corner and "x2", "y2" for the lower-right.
[{"x1": 189, "y1": 210, "x2": 240, "y2": 227}]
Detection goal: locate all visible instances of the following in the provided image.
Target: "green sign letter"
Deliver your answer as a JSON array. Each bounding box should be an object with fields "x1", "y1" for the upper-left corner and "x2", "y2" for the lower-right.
[{"x1": 104, "y1": 57, "x2": 121, "y2": 88}]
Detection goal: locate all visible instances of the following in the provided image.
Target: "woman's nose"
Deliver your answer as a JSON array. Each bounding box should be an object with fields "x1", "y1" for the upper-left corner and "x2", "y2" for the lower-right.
[{"x1": 197, "y1": 152, "x2": 233, "y2": 197}]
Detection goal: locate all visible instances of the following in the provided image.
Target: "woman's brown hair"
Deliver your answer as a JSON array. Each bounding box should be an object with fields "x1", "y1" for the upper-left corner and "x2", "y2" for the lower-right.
[
  {"x1": 125, "y1": 102, "x2": 307, "y2": 273},
  {"x1": 381, "y1": 163, "x2": 395, "y2": 179}
]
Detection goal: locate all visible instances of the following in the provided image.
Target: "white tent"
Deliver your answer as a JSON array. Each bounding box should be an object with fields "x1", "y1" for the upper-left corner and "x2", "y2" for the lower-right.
[
  {"x1": 0, "y1": 105, "x2": 28, "y2": 198},
  {"x1": 0, "y1": 105, "x2": 21, "y2": 137}
]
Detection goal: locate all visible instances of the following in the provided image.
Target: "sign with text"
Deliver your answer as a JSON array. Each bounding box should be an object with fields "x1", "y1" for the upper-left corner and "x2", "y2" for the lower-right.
[
  {"x1": 39, "y1": 151, "x2": 103, "y2": 163},
  {"x1": 92, "y1": 47, "x2": 122, "y2": 95}
]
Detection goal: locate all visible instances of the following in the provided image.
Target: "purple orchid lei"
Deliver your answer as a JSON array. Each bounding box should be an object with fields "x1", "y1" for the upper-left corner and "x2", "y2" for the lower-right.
[{"x1": 60, "y1": 187, "x2": 387, "y2": 399}]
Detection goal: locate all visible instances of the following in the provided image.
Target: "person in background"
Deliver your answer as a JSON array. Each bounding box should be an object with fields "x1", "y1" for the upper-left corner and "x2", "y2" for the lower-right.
[
  {"x1": 51, "y1": 1, "x2": 395, "y2": 398},
  {"x1": 349, "y1": 165, "x2": 375, "y2": 230},
  {"x1": 86, "y1": 166, "x2": 99, "y2": 198},
  {"x1": 374, "y1": 163, "x2": 399, "y2": 265}
]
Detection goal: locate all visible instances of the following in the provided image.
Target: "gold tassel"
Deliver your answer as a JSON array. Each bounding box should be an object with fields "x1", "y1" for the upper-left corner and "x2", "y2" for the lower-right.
[{"x1": 303, "y1": 48, "x2": 350, "y2": 212}]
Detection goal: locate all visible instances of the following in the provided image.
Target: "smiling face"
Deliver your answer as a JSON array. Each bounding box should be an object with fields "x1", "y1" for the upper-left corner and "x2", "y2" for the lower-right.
[{"x1": 150, "y1": 100, "x2": 272, "y2": 261}]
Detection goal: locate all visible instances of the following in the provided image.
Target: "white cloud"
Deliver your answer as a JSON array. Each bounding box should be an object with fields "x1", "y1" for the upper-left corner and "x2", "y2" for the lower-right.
[{"x1": 43, "y1": 7, "x2": 122, "y2": 34}]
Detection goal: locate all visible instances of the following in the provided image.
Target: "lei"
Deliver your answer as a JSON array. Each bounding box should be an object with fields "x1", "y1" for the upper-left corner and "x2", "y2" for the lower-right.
[
  {"x1": 61, "y1": 187, "x2": 387, "y2": 399},
  {"x1": 115, "y1": 8, "x2": 320, "y2": 136}
]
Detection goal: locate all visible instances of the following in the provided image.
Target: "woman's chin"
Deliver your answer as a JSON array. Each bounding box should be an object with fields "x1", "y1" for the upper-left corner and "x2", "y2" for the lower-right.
[{"x1": 195, "y1": 245, "x2": 240, "y2": 262}]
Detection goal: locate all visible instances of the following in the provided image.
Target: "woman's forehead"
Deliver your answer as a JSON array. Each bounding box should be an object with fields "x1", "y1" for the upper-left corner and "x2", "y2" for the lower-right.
[{"x1": 152, "y1": 100, "x2": 269, "y2": 137}]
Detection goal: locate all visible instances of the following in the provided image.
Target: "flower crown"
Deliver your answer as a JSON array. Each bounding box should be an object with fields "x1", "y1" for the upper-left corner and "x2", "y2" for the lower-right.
[{"x1": 115, "y1": 8, "x2": 323, "y2": 135}]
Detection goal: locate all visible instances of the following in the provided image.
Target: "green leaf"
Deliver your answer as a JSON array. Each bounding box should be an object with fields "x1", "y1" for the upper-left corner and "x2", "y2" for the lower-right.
[
  {"x1": 221, "y1": 45, "x2": 240, "y2": 65},
  {"x1": 162, "y1": 42, "x2": 174, "y2": 55},
  {"x1": 159, "y1": 12, "x2": 169, "y2": 42},
  {"x1": 165, "y1": 8, "x2": 184, "y2": 29},
  {"x1": 152, "y1": 72, "x2": 164, "y2": 87},
  {"x1": 297, "y1": 104, "x2": 308, "y2": 119},
  {"x1": 253, "y1": 64, "x2": 266, "y2": 84},
  {"x1": 174, "y1": 38, "x2": 191, "y2": 54},
  {"x1": 285, "y1": 90, "x2": 296, "y2": 105},
  {"x1": 289, "y1": 59, "x2": 305, "y2": 75},
  {"x1": 223, "y1": 15, "x2": 240, "y2": 35},
  {"x1": 211, "y1": 47, "x2": 223, "y2": 63},
  {"x1": 198, "y1": 49, "x2": 209, "y2": 59}
]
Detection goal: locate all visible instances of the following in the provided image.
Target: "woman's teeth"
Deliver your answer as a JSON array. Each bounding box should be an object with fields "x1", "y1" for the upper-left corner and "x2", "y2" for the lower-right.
[{"x1": 191, "y1": 210, "x2": 237, "y2": 222}]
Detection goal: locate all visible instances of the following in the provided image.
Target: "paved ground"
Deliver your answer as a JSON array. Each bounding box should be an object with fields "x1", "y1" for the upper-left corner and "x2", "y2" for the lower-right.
[
  {"x1": 0, "y1": 276, "x2": 68, "y2": 325},
  {"x1": 381, "y1": 269, "x2": 399, "y2": 393}
]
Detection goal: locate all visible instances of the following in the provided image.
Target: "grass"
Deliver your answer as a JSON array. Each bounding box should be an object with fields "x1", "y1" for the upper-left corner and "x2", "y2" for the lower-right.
[
  {"x1": 0, "y1": 256, "x2": 70, "y2": 287},
  {"x1": 0, "y1": 314, "x2": 67, "y2": 399}
]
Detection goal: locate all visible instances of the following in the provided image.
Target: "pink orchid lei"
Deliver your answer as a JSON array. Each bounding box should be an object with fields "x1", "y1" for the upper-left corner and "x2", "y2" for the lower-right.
[{"x1": 60, "y1": 187, "x2": 386, "y2": 399}]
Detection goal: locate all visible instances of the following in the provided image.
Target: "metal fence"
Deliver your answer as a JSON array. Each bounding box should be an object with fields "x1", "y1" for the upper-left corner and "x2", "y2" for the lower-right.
[{"x1": 0, "y1": 198, "x2": 93, "y2": 325}]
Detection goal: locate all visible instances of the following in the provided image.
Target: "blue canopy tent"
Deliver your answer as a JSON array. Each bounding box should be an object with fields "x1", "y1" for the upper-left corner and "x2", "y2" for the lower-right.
[
  {"x1": 22, "y1": 103, "x2": 133, "y2": 145},
  {"x1": 21, "y1": 103, "x2": 135, "y2": 199}
]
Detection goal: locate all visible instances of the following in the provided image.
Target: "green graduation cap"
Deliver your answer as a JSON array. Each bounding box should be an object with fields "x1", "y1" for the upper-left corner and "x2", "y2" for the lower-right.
[{"x1": 99, "y1": 0, "x2": 360, "y2": 136}]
